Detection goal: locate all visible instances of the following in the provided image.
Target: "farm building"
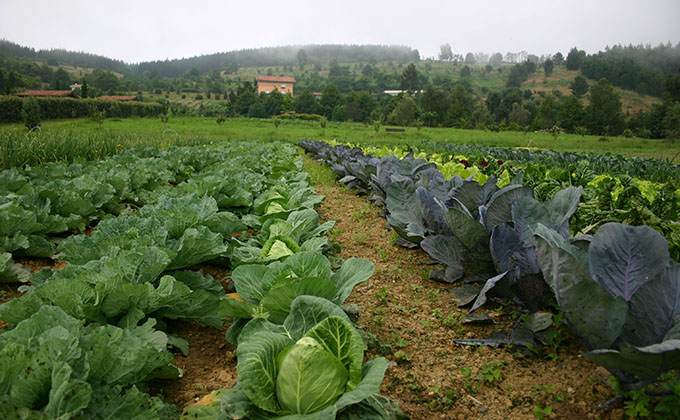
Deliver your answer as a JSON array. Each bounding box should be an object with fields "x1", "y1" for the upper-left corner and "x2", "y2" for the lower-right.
[
  {"x1": 255, "y1": 75, "x2": 295, "y2": 96},
  {"x1": 16, "y1": 90, "x2": 78, "y2": 98}
]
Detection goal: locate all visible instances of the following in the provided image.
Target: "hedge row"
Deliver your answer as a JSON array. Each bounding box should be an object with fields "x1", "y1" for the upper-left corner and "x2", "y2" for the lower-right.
[
  {"x1": 0, "y1": 96, "x2": 165, "y2": 123},
  {"x1": 274, "y1": 113, "x2": 326, "y2": 122}
]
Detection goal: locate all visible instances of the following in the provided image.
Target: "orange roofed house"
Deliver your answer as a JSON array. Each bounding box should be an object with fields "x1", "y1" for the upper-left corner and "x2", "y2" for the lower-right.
[{"x1": 255, "y1": 75, "x2": 295, "y2": 96}]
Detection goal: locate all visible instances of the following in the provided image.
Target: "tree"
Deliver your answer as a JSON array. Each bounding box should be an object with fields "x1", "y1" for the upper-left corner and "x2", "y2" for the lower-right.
[
  {"x1": 532, "y1": 94, "x2": 560, "y2": 129},
  {"x1": 264, "y1": 88, "x2": 284, "y2": 116},
  {"x1": 81, "y1": 78, "x2": 88, "y2": 98},
  {"x1": 51, "y1": 68, "x2": 70, "y2": 90},
  {"x1": 439, "y1": 43, "x2": 453, "y2": 61},
  {"x1": 421, "y1": 84, "x2": 449, "y2": 126},
  {"x1": 543, "y1": 58, "x2": 554, "y2": 77},
  {"x1": 557, "y1": 95, "x2": 585, "y2": 132},
  {"x1": 569, "y1": 75, "x2": 589, "y2": 97},
  {"x1": 663, "y1": 102, "x2": 680, "y2": 140},
  {"x1": 665, "y1": 74, "x2": 680, "y2": 102},
  {"x1": 586, "y1": 78, "x2": 625, "y2": 135},
  {"x1": 92, "y1": 70, "x2": 120, "y2": 93},
  {"x1": 294, "y1": 89, "x2": 319, "y2": 114},
  {"x1": 400, "y1": 63, "x2": 420, "y2": 93},
  {"x1": 566, "y1": 47, "x2": 586, "y2": 70},
  {"x1": 446, "y1": 84, "x2": 475, "y2": 127},
  {"x1": 464, "y1": 52, "x2": 476, "y2": 64},
  {"x1": 320, "y1": 83, "x2": 343, "y2": 119},
  {"x1": 489, "y1": 53, "x2": 503, "y2": 66},
  {"x1": 552, "y1": 52, "x2": 564, "y2": 66},
  {"x1": 387, "y1": 95, "x2": 417, "y2": 126},
  {"x1": 508, "y1": 102, "x2": 530, "y2": 127},
  {"x1": 460, "y1": 65, "x2": 472, "y2": 77},
  {"x1": 234, "y1": 82, "x2": 258, "y2": 115},
  {"x1": 297, "y1": 49, "x2": 308, "y2": 69}
]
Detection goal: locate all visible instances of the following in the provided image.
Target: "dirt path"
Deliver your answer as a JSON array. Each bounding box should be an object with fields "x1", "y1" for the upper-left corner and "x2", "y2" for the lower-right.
[{"x1": 304, "y1": 155, "x2": 622, "y2": 420}]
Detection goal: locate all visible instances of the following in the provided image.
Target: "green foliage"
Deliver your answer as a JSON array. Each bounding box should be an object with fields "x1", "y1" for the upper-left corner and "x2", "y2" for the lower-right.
[
  {"x1": 275, "y1": 113, "x2": 325, "y2": 121},
  {"x1": 565, "y1": 47, "x2": 586, "y2": 70},
  {"x1": 400, "y1": 63, "x2": 419, "y2": 93},
  {"x1": 247, "y1": 102, "x2": 267, "y2": 118},
  {"x1": 294, "y1": 88, "x2": 319, "y2": 115},
  {"x1": 0, "y1": 96, "x2": 163, "y2": 124},
  {"x1": 387, "y1": 95, "x2": 417, "y2": 126},
  {"x1": 543, "y1": 58, "x2": 554, "y2": 76},
  {"x1": 569, "y1": 75, "x2": 589, "y2": 97},
  {"x1": 586, "y1": 78, "x2": 625, "y2": 135},
  {"x1": 21, "y1": 96, "x2": 41, "y2": 129},
  {"x1": 0, "y1": 306, "x2": 178, "y2": 418}
]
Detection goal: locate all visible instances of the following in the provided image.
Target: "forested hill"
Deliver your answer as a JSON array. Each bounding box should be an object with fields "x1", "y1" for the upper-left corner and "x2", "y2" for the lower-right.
[
  {"x1": 0, "y1": 39, "x2": 418, "y2": 77},
  {"x1": 0, "y1": 39, "x2": 129, "y2": 74},
  {"x1": 568, "y1": 43, "x2": 680, "y2": 96},
  {"x1": 135, "y1": 44, "x2": 420, "y2": 78}
]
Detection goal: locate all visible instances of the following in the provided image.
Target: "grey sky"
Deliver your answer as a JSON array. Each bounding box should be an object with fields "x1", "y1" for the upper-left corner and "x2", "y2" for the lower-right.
[{"x1": 1, "y1": 0, "x2": 679, "y2": 64}]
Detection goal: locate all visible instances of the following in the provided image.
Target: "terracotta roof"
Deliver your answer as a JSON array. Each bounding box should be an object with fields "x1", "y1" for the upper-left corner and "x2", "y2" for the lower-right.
[
  {"x1": 99, "y1": 95, "x2": 137, "y2": 101},
  {"x1": 255, "y1": 75, "x2": 296, "y2": 83},
  {"x1": 16, "y1": 90, "x2": 77, "y2": 97}
]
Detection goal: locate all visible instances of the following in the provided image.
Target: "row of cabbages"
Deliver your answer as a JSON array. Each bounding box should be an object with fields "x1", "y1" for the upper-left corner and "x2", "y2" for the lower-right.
[
  {"x1": 0, "y1": 142, "x2": 405, "y2": 419},
  {"x1": 300, "y1": 139, "x2": 680, "y2": 390}
]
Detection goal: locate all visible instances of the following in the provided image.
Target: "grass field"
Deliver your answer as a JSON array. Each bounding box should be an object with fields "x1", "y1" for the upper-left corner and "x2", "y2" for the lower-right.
[{"x1": 2, "y1": 116, "x2": 679, "y2": 169}]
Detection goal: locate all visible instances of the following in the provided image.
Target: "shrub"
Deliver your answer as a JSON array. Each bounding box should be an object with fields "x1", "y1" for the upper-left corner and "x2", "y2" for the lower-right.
[
  {"x1": 275, "y1": 113, "x2": 325, "y2": 122},
  {"x1": 21, "y1": 97, "x2": 41, "y2": 130},
  {"x1": 622, "y1": 128, "x2": 634, "y2": 138},
  {"x1": 248, "y1": 103, "x2": 267, "y2": 119},
  {"x1": 1, "y1": 97, "x2": 165, "y2": 123}
]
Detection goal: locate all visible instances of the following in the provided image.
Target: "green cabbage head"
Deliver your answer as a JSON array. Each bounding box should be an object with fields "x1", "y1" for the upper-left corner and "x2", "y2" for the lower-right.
[
  {"x1": 235, "y1": 315, "x2": 386, "y2": 417},
  {"x1": 275, "y1": 336, "x2": 349, "y2": 414}
]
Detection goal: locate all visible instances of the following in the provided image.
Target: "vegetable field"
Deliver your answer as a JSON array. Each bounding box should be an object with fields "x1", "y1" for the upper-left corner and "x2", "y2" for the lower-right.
[{"x1": 1, "y1": 129, "x2": 679, "y2": 419}]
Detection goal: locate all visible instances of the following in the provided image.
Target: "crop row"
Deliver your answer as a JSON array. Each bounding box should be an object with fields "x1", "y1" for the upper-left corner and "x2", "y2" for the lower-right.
[
  {"x1": 300, "y1": 139, "x2": 680, "y2": 397},
  {"x1": 0, "y1": 142, "x2": 403, "y2": 419},
  {"x1": 349, "y1": 139, "x2": 680, "y2": 184},
  {"x1": 326, "y1": 139, "x2": 680, "y2": 261}
]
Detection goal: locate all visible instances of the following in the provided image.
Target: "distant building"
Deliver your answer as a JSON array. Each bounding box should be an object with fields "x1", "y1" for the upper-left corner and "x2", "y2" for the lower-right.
[
  {"x1": 99, "y1": 95, "x2": 137, "y2": 101},
  {"x1": 383, "y1": 89, "x2": 423, "y2": 96},
  {"x1": 255, "y1": 75, "x2": 295, "y2": 96},
  {"x1": 16, "y1": 90, "x2": 78, "y2": 98},
  {"x1": 69, "y1": 83, "x2": 82, "y2": 91},
  {"x1": 312, "y1": 92, "x2": 323, "y2": 100}
]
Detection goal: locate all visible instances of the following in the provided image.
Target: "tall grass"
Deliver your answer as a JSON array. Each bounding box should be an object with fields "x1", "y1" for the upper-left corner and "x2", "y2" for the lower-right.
[{"x1": 0, "y1": 126, "x2": 213, "y2": 170}]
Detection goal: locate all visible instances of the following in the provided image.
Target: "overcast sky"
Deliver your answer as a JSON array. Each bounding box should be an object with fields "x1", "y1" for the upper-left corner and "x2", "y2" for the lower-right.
[{"x1": 1, "y1": 0, "x2": 679, "y2": 64}]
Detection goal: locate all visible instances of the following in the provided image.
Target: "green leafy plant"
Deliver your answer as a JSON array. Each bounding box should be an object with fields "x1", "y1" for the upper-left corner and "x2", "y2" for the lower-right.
[
  {"x1": 188, "y1": 316, "x2": 404, "y2": 419},
  {"x1": 533, "y1": 404, "x2": 553, "y2": 419},
  {"x1": 221, "y1": 252, "x2": 374, "y2": 344},
  {"x1": 477, "y1": 360, "x2": 505, "y2": 383},
  {"x1": 535, "y1": 223, "x2": 680, "y2": 389},
  {"x1": 21, "y1": 97, "x2": 41, "y2": 130}
]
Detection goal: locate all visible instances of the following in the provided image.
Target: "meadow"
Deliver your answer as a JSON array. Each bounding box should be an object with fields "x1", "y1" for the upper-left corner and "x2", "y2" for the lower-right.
[{"x1": 2, "y1": 116, "x2": 678, "y2": 170}]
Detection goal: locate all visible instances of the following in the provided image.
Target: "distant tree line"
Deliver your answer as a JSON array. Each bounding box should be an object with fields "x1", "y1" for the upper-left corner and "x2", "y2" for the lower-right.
[
  {"x1": 2, "y1": 38, "x2": 680, "y2": 139},
  {"x1": 565, "y1": 43, "x2": 680, "y2": 96}
]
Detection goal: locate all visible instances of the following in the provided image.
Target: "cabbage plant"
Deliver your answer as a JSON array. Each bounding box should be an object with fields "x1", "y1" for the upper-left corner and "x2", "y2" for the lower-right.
[
  {"x1": 230, "y1": 209, "x2": 335, "y2": 266},
  {"x1": 535, "y1": 222, "x2": 680, "y2": 388},
  {"x1": 221, "y1": 251, "x2": 374, "y2": 344},
  {"x1": 217, "y1": 315, "x2": 398, "y2": 419}
]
